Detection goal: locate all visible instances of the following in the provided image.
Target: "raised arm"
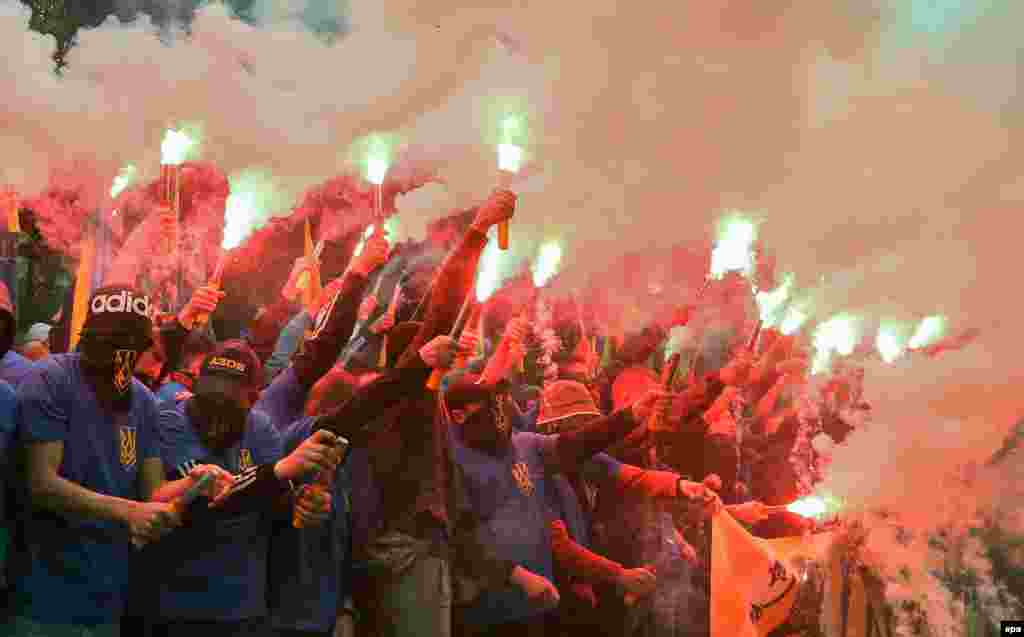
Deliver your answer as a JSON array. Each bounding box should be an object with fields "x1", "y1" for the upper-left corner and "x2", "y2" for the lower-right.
[
  {"x1": 313, "y1": 336, "x2": 458, "y2": 440},
  {"x1": 291, "y1": 236, "x2": 388, "y2": 388},
  {"x1": 397, "y1": 190, "x2": 516, "y2": 368}
]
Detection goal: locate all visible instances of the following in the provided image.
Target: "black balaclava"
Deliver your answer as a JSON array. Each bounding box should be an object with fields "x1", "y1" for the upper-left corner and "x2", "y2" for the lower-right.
[
  {"x1": 445, "y1": 376, "x2": 514, "y2": 456},
  {"x1": 188, "y1": 341, "x2": 260, "y2": 454},
  {"x1": 459, "y1": 393, "x2": 514, "y2": 455},
  {"x1": 78, "y1": 286, "x2": 154, "y2": 411}
]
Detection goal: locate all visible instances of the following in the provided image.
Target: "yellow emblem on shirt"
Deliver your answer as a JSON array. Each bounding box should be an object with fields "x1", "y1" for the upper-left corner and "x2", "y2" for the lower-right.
[
  {"x1": 238, "y1": 448, "x2": 254, "y2": 472},
  {"x1": 511, "y1": 462, "x2": 535, "y2": 496},
  {"x1": 119, "y1": 426, "x2": 137, "y2": 468}
]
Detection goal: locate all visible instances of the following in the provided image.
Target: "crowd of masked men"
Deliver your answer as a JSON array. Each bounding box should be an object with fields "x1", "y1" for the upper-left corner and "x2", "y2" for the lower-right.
[{"x1": 0, "y1": 190, "x2": 869, "y2": 637}]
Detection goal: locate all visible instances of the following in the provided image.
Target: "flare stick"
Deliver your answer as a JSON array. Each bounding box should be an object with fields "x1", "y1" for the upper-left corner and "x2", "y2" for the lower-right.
[
  {"x1": 426, "y1": 294, "x2": 474, "y2": 390},
  {"x1": 377, "y1": 283, "x2": 403, "y2": 368},
  {"x1": 293, "y1": 437, "x2": 350, "y2": 529},
  {"x1": 747, "y1": 319, "x2": 764, "y2": 353},
  {"x1": 192, "y1": 252, "x2": 229, "y2": 330}
]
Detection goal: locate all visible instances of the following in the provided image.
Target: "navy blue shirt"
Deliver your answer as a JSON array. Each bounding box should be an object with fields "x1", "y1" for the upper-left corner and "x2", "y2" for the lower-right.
[
  {"x1": 12, "y1": 354, "x2": 160, "y2": 626},
  {"x1": 149, "y1": 400, "x2": 283, "y2": 621},
  {"x1": 154, "y1": 380, "x2": 187, "y2": 405},
  {"x1": 256, "y1": 367, "x2": 307, "y2": 431},
  {"x1": 0, "y1": 350, "x2": 33, "y2": 387},
  {"x1": 450, "y1": 431, "x2": 560, "y2": 626},
  {"x1": 268, "y1": 417, "x2": 348, "y2": 633}
]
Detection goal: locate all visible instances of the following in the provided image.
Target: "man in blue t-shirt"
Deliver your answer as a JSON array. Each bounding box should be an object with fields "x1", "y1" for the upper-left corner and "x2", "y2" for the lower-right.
[
  {"x1": 147, "y1": 341, "x2": 337, "y2": 637},
  {"x1": 3, "y1": 286, "x2": 226, "y2": 637},
  {"x1": 442, "y1": 365, "x2": 722, "y2": 637}
]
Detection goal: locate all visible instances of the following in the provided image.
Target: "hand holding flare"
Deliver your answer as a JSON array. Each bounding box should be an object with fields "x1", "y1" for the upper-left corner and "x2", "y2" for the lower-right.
[
  {"x1": 292, "y1": 436, "x2": 348, "y2": 529},
  {"x1": 426, "y1": 297, "x2": 475, "y2": 391},
  {"x1": 647, "y1": 353, "x2": 682, "y2": 435},
  {"x1": 192, "y1": 253, "x2": 230, "y2": 330},
  {"x1": 375, "y1": 284, "x2": 403, "y2": 367},
  {"x1": 297, "y1": 219, "x2": 324, "y2": 309}
]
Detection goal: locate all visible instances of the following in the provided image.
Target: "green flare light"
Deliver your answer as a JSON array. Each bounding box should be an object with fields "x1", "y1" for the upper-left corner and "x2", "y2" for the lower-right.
[
  {"x1": 161, "y1": 129, "x2": 196, "y2": 166},
  {"x1": 498, "y1": 115, "x2": 525, "y2": 173},
  {"x1": 877, "y1": 321, "x2": 913, "y2": 364},
  {"x1": 351, "y1": 133, "x2": 398, "y2": 185},
  {"x1": 755, "y1": 273, "x2": 794, "y2": 326},
  {"x1": 780, "y1": 305, "x2": 810, "y2": 335},
  {"x1": 497, "y1": 114, "x2": 527, "y2": 173},
  {"x1": 710, "y1": 214, "x2": 757, "y2": 279},
  {"x1": 787, "y1": 493, "x2": 842, "y2": 519},
  {"x1": 812, "y1": 314, "x2": 861, "y2": 374},
  {"x1": 532, "y1": 241, "x2": 563, "y2": 287},
  {"x1": 908, "y1": 315, "x2": 947, "y2": 349},
  {"x1": 476, "y1": 241, "x2": 503, "y2": 302},
  {"x1": 109, "y1": 164, "x2": 137, "y2": 198},
  {"x1": 222, "y1": 169, "x2": 282, "y2": 250}
]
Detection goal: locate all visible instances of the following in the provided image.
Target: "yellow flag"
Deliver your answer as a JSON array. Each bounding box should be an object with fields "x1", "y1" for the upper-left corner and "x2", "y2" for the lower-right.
[
  {"x1": 710, "y1": 512, "x2": 883, "y2": 637},
  {"x1": 711, "y1": 512, "x2": 824, "y2": 637},
  {"x1": 69, "y1": 222, "x2": 97, "y2": 351},
  {"x1": 2, "y1": 189, "x2": 18, "y2": 233},
  {"x1": 301, "y1": 218, "x2": 322, "y2": 312}
]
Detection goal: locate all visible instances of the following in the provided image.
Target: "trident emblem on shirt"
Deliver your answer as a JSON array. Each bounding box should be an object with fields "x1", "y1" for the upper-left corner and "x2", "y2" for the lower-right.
[
  {"x1": 511, "y1": 462, "x2": 535, "y2": 496},
  {"x1": 119, "y1": 426, "x2": 137, "y2": 467}
]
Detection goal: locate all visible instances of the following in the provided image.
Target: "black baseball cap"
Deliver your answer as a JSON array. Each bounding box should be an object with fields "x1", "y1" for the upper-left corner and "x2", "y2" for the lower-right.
[
  {"x1": 81, "y1": 285, "x2": 154, "y2": 344},
  {"x1": 195, "y1": 340, "x2": 262, "y2": 400}
]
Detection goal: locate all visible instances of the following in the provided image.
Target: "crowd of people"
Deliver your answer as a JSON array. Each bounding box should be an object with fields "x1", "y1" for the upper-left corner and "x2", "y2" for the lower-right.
[{"x1": 0, "y1": 189, "x2": 872, "y2": 637}]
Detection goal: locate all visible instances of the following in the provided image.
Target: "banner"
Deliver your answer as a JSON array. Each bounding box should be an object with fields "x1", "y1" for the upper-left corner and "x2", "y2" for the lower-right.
[{"x1": 710, "y1": 513, "x2": 891, "y2": 637}]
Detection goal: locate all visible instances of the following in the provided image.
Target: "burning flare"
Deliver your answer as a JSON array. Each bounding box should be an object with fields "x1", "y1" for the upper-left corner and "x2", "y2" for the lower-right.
[
  {"x1": 908, "y1": 315, "x2": 947, "y2": 349},
  {"x1": 532, "y1": 241, "x2": 563, "y2": 287},
  {"x1": 498, "y1": 115, "x2": 525, "y2": 173},
  {"x1": 109, "y1": 164, "x2": 137, "y2": 199},
  {"x1": 785, "y1": 495, "x2": 838, "y2": 518},
  {"x1": 780, "y1": 305, "x2": 809, "y2": 335},
  {"x1": 476, "y1": 240, "x2": 503, "y2": 302},
  {"x1": 755, "y1": 272, "x2": 794, "y2": 326},
  {"x1": 876, "y1": 321, "x2": 913, "y2": 364},
  {"x1": 812, "y1": 314, "x2": 861, "y2": 374},
  {"x1": 160, "y1": 129, "x2": 196, "y2": 166},
  {"x1": 709, "y1": 214, "x2": 757, "y2": 280},
  {"x1": 222, "y1": 169, "x2": 282, "y2": 250}
]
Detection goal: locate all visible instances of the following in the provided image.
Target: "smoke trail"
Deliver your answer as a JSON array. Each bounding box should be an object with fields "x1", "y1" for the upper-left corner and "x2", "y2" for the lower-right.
[{"x1": 3, "y1": 0, "x2": 1024, "y2": 505}]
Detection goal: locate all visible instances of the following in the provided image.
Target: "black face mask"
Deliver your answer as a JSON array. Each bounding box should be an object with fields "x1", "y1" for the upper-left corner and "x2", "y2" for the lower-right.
[
  {"x1": 79, "y1": 332, "x2": 152, "y2": 410},
  {"x1": 458, "y1": 394, "x2": 513, "y2": 455},
  {"x1": 187, "y1": 392, "x2": 249, "y2": 454}
]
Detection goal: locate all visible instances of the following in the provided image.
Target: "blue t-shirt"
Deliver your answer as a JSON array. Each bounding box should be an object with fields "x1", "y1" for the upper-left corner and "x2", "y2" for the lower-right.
[
  {"x1": 255, "y1": 367, "x2": 308, "y2": 430},
  {"x1": 148, "y1": 400, "x2": 283, "y2": 621},
  {"x1": 154, "y1": 381, "x2": 187, "y2": 406},
  {"x1": 267, "y1": 417, "x2": 348, "y2": 633},
  {"x1": 12, "y1": 354, "x2": 160, "y2": 626},
  {"x1": 450, "y1": 431, "x2": 559, "y2": 626},
  {"x1": 265, "y1": 312, "x2": 313, "y2": 384},
  {"x1": 0, "y1": 349, "x2": 33, "y2": 387}
]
